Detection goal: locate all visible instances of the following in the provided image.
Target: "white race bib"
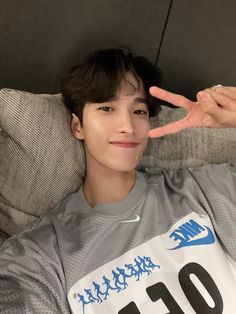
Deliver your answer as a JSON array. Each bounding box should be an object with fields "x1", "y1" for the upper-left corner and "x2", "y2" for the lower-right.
[{"x1": 68, "y1": 213, "x2": 236, "y2": 314}]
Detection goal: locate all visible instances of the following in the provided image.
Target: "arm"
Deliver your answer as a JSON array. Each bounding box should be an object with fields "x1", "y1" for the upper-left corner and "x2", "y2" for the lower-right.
[
  {"x1": 0, "y1": 218, "x2": 70, "y2": 313},
  {"x1": 148, "y1": 85, "x2": 236, "y2": 138}
]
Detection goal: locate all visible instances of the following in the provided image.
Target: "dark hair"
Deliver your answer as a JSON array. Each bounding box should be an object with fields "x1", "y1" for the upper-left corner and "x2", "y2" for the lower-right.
[{"x1": 61, "y1": 48, "x2": 162, "y2": 126}]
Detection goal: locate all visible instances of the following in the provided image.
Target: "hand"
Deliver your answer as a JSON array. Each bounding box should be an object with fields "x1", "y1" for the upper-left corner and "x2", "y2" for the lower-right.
[{"x1": 148, "y1": 85, "x2": 236, "y2": 138}]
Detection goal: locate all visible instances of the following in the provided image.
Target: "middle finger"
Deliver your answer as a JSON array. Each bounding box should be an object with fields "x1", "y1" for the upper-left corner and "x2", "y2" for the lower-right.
[
  {"x1": 205, "y1": 88, "x2": 236, "y2": 111},
  {"x1": 210, "y1": 86, "x2": 236, "y2": 101}
]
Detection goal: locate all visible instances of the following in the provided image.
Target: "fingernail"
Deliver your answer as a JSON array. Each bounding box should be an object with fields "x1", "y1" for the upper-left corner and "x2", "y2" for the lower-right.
[{"x1": 198, "y1": 91, "x2": 209, "y2": 100}]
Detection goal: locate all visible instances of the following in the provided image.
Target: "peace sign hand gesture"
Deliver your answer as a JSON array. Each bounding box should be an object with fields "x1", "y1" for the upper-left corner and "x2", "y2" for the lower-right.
[{"x1": 148, "y1": 86, "x2": 236, "y2": 138}]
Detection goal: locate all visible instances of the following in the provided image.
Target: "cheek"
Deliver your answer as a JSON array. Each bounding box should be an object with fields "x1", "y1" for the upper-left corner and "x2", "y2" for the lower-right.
[
  {"x1": 136, "y1": 120, "x2": 150, "y2": 153},
  {"x1": 135, "y1": 119, "x2": 150, "y2": 139},
  {"x1": 83, "y1": 119, "x2": 111, "y2": 147}
]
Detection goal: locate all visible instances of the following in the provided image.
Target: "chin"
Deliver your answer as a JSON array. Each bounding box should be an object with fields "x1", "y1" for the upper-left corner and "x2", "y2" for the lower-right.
[{"x1": 107, "y1": 162, "x2": 138, "y2": 173}]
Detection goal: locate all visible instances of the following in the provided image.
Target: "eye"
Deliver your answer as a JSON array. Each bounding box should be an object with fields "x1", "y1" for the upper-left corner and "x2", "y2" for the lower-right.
[
  {"x1": 135, "y1": 110, "x2": 148, "y2": 115},
  {"x1": 98, "y1": 106, "x2": 113, "y2": 112}
]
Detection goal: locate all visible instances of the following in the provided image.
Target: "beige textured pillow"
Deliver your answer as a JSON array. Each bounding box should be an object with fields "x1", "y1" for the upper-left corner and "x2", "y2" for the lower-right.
[
  {"x1": 0, "y1": 89, "x2": 85, "y2": 243},
  {"x1": 142, "y1": 106, "x2": 236, "y2": 169},
  {"x1": 1, "y1": 88, "x2": 236, "y2": 244}
]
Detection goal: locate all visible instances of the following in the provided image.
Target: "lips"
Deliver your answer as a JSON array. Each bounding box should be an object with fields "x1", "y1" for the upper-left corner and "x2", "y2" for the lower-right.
[{"x1": 110, "y1": 141, "x2": 139, "y2": 148}]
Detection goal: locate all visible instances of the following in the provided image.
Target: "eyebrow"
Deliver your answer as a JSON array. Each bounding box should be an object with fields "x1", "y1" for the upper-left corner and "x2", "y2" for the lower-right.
[{"x1": 108, "y1": 96, "x2": 147, "y2": 104}]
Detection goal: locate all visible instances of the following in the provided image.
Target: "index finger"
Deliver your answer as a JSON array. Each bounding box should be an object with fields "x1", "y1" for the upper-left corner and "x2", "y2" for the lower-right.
[{"x1": 149, "y1": 86, "x2": 193, "y2": 111}]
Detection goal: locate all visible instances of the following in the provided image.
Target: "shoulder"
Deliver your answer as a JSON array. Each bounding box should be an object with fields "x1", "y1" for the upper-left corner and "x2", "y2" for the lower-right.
[
  {"x1": 0, "y1": 194, "x2": 72, "y2": 252},
  {"x1": 139, "y1": 162, "x2": 236, "y2": 203},
  {"x1": 139, "y1": 166, "x2": 193, "y2": 187},
  {"x1": 141, "y1": 161, "x2": 236, "y2": 184}
]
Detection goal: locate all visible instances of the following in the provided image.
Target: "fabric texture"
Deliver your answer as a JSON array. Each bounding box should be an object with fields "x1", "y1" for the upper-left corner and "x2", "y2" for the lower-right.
[
  {"x1": 0, "y1": 164, "x2": 236, "y2": 313},
  {"x1": 0, "y1": 89, "x2": 86, "y2": 243},
  {"x1": 1, "y1": 88, "x2": 236, "y2": 243}
]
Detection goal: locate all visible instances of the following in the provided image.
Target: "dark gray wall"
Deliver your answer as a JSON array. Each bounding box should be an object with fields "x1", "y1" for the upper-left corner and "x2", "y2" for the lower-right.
[
  {"x1": 0, "y1": 0, "x2": 170, "y2": 93},
  {"x1": 0, "y1": 0, "x2": 235, "y2": 96},
  {"x1": 158, "y1": 0, "x2": 236, "y2": 100}
]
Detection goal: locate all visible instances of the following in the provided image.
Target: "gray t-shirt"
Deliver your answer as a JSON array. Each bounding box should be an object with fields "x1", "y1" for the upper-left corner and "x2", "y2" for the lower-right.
[{"x1": 0, "y1": 162, "x2": 236, "y2": 313}]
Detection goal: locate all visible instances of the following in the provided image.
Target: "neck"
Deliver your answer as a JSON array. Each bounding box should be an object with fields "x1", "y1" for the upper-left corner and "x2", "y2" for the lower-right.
[{"x1": 83, "y1": 167, "x2": 136, "y2": 208}]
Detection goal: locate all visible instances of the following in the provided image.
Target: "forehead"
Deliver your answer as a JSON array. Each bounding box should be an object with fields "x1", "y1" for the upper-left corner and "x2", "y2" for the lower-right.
[{"x1": 116, "y1": 72, "x2": 145, "y2": 97}]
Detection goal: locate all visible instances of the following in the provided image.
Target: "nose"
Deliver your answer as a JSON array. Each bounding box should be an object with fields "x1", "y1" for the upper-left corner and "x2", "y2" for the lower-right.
[{"x1": 115, "y1": 112, "x2": 135, "y2": 134}]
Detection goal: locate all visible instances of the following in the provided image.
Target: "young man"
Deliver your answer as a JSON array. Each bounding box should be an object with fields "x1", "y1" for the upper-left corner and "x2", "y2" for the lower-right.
[{"x1": 0, "y1": 48, "x2": 236, "y2": 314}]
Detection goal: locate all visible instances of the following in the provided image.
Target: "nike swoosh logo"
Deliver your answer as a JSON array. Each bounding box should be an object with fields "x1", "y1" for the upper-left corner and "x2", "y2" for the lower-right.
[
  {"x1": 120, "y1": 215, "x2": 141, "y2": 223},
  {"x1": 168, "y1": 226, "x2": 215, "y2": 250}
]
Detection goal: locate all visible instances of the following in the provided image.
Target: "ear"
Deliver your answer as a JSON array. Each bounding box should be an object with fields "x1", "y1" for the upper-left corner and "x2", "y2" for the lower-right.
[{"x1": 71, "y1": 113, "x2": 84, "y2": 140}]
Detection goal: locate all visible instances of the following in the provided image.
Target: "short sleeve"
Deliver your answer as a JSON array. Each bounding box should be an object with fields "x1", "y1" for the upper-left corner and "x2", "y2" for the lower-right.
[{"x1": 0, "y1": 214, "x2": 70, "y2": 313}]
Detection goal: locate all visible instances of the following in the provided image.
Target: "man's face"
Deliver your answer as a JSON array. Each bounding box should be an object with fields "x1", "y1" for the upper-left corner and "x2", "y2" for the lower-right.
[{"x1": 72, "y1": 72, "x2": 150, "y2": 173}]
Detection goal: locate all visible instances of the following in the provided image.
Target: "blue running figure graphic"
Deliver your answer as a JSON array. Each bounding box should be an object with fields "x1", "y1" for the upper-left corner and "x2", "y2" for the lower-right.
[
  {"x1": 76, "y1": 293, "x2": 92, "y2": 314},
  {"x1": 102, "y1": 275, "x2": 121, "y2": 296},
  {"x1": 84, "y1": 288, "x2": 100, "y2": 303},
  {"x1": 134, "y1": 257, "x2": 152, "y2": 276},
  {"x1": 117, "y1": 267, "x2": 131, "y2": 288},
  {"x1": 125, "y1": 262, "x2": 141, "y2": 281},
  {"x1": 142, "y1": 256, "x2": 160, "y2": 270},
  {"x1": 93, "y1": 281, "x2": 107, "y2": 303},
  {"x1": 117, "y1": 267, "x2": 132, "y2": 280},
  {"x1": 75, "y1": 255, "x2": 160, "y2": 314},
  {"x1": 137, "y1": 256, "x2": 152, "y2": 275},
  {"x1": 112, "y1": 268, "x2": 129, "y2": 290}
]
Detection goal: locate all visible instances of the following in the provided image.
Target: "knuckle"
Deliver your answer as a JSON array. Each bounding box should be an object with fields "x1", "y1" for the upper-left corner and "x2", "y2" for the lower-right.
[{"x1": 201, "y1": 102, "x2": 214, "y2": 113}]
